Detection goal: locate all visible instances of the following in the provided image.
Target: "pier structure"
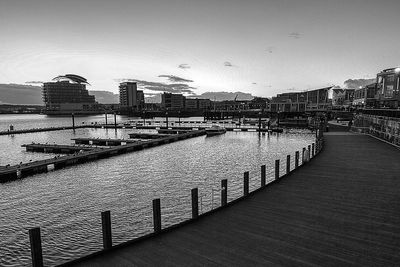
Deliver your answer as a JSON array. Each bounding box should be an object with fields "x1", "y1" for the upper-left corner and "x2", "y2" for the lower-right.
[
  {"x1": 0, "y1": 130, "x2": 206, "y2": 182},
  {"x1": 71, "y1": 137, "x2": 138, "y2": 146},
  {"x1": 25, "y1": 124, "x2": 400, "y2": 266},
  {"x1": 21, "y1": 143, "x2": 95, "y2": 154}
]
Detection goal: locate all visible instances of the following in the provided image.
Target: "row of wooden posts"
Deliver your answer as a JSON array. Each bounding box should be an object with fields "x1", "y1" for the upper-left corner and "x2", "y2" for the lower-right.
[{"x1": 28, "y1": 139, "x2": 323, "y2": 267}]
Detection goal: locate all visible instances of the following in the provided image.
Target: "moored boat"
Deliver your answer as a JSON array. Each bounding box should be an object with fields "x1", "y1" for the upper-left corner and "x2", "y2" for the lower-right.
[{"x1": 205, "y1": 125, "x2": 227, "y2": 136}]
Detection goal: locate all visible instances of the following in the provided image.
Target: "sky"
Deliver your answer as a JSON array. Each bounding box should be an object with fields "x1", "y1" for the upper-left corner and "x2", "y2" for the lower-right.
[{"x1": 0, "y1": 0, "x2": 399, "y2": 97}]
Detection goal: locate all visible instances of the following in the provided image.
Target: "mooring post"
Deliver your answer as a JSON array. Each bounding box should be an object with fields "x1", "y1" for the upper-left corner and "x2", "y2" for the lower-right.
[
  {"x1": 153, "y1": 198, "x2": 161, "y2": 233},
  {"x1": 29, "y1": 227, "x2": 43, "y2": 267},
  {"x1": 261, "y1": 165, "x2": 266, "y2": 187},
  {"x1": 114, "y1": 112, "x2": 117, "y2": 129},
  {"x1": 191, "y1": 188, "x2": 199, "y2": 219},
  {"x1": 243, "y1": 171, "x2": 249, "y2": 196},
  {"x1": 101, "y1": 211, "x2": 112, "y2": 249},
  {"x1": 286, "y1": 155, "x2": 290, "y2": 174},
  {"x1": 71, "y1": 113, "x2": 75, "y2": 130},
  {"x1": 295, "y1": 151, "x2": 299, "y2": 168},
  {"x1": 312, "y1": 143, "x2": 315, "y2": 157},
  {"x1": 275, "y1": 159, "x2": 280, "y2": 180},
  {"x1": 221, "y1": 179, "x2": 227, "y2": 206}
]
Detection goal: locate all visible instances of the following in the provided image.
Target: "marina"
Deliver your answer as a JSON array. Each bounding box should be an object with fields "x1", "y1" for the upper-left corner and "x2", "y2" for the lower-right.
[
  {"x1": 0, "y1": 129, "x2": 206, "y2": 182},
  {"x1": 0, "y1": 115, "x2": 315, "y2": 266}
]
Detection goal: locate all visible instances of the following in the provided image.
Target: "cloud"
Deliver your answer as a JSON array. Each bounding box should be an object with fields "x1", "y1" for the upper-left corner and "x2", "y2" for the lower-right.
[
  {"x1": 178, "y1": 64, "x2": 190, "y2": 69},
  {"x1": 266, "y1": 46, "x2": 275, "y2": 53},
  {"x1": 115, "y1": 78, "x2": 196, "y2": 94},
  {"x1": 25, "y1": 81, "x2": 44, "y2": 84},
  {"x1": 288, "y1": 32, "x2": 302, "y2": 39},
  {"x1": 158, "y1": 75, "x2": 193, "y2": 83},
  {"x1": 224, "y1": 61, "x2": 233, "y2": 67}
]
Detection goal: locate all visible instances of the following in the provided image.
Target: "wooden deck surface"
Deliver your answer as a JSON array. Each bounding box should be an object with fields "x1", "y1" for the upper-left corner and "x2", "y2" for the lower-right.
[{"x1": 64, "y1": 130, "x2": 400, "y2": 266}]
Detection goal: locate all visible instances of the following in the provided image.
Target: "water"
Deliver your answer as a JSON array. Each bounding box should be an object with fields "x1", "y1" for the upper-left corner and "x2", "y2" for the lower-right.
[{"x1": 0, "y1": 115, "x2": 315, "y2": 266}]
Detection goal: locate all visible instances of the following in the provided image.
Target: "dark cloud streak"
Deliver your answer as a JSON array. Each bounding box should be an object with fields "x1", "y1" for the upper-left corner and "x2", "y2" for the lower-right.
[{"x1": 158, "y1": 75, "x2": 193, "y2": 83}]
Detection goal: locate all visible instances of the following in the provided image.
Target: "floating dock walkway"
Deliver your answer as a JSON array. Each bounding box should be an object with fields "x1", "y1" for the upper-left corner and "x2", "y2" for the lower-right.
[
  {"x1": 21, "y1": 143, "x2": 95, "y2": 154},
  {"x1": 0, "y1": 130, "x2": 206, "y2": 182},
  {"x1": 62, "y1": 127, "x2": 400, "y2": 266},
  {"x1": 71, "y1": 138, "x2": 138, "y2": 146}
]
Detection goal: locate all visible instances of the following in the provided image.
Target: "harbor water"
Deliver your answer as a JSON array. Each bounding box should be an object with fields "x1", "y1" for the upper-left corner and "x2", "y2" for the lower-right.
[{"x1": 0, "y1": 115, "x2": 316, "y2": 266}]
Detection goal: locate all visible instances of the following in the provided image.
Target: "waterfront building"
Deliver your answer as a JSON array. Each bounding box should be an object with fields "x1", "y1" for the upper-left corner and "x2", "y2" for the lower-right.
[
  {"x1": 185, "y1": 98, "x2": 198, "y2": 110},
  {"x1": 353, "y1": 83, "x2": 378, "y2": 108},
  {"x1": 376, "y1": 67, "x2": 400, "y2": 108},
  {"x1": 268, "y1": 87, "x2": 331, "y2": 112},
  {"x1": 185, "y1": 98, "x2": 212, "y2": 110},
  {"x1": 198, "y1": 99, "x2": 212, "y2": 110},
  {"x1": 161, "y1": 93, "x2": 185, "y2": 110},
  {"x1": 119, "y1": 82, "x2": 144, "y2": 110},
  {"x1": 42, "y1": 74, "x2": 99, "y2": 115}
]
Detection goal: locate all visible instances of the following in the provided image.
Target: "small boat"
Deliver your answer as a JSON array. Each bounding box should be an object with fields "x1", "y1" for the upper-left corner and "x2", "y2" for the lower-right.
[{"x1": 206, "y1": 125, "x2": 227, "y2": 136}]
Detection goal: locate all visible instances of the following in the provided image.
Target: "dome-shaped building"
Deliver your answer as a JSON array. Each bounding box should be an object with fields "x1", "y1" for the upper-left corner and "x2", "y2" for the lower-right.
[{"x1": 43, "y1": 74, "x2": 99, "y2": 114}]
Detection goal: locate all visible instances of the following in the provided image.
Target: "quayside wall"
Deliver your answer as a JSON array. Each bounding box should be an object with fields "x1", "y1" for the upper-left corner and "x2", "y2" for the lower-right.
[{"x1": 352, "y1": 114, "x2": 400, "y2": 146}]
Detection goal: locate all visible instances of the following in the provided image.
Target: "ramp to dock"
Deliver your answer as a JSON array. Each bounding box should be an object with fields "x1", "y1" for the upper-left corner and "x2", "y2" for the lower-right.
[{"x1": 64, "y1": 131, "x2": 400, "y2": 266}]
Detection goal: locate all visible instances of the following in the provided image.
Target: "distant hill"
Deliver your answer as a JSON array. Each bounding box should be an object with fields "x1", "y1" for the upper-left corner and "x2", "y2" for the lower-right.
[
  {"x1": 144, "y1": 91, "x2": 255, "y2": 104},
  {"x1": 0, "y1": 84, "x2": 119, "y2": 104},
  {"x1": 0, "y1": 84, "x2": 42, "y2": 105},
  {"x1": 88, "y1": 90, "x2": 119, "y2": 104},
  {"x1": 196, "y1": 91, "x2": 254, "y2": 101}
]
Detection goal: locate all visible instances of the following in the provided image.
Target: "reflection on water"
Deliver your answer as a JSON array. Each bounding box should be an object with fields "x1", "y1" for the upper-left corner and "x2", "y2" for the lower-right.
[{"x1": 0, "y1": 115, "x2": 315, "y2": 266}]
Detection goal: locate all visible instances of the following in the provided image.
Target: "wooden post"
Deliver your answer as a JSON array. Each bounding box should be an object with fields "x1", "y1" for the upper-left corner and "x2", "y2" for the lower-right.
[
  {"x1": 312, "y1": 143, "x2": 315, "y2": 157},
  {"x1": 101, "y1": 211, "x2": 112, "y2": 249},
  {"x1": 29, "y1": 227, "x2": 43, "y2": 267},
  {"x1": 153, "y1": 199, "x2": 161, "y2": 233},
  {"x1": 221, "y1": 179, "x2": 227, "y2": 206},
  {"x1": 243, "y1": 171, "x2": 249, "y2": 196},
  {"x1": 286, "y1": 155, "x2": 290, "y2": 174},
  {"x1": 302, "y1": 147, "x2": 306, "y2": 164},
  {"x1": 308, "y1": 145, "x2": 311, "y2": 160},
  {"x1": 71, "y1": 113, "x2": 75, "y2": 130},
  {"x1": 295, "y1": 151, "x2": 299, "y2": 168},
  {"x1": 275, "y1": 159, "x2": 280, "y2": 180},
  {"x1": 261, "y1": 165, "x2": 266, "y2": 187},
  {"x1": 191, "y1": 188, "x2": 199, "y2": 219}
]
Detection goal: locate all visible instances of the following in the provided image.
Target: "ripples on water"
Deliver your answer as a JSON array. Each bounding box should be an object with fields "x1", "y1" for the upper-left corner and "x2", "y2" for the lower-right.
[{"x1": 0, "y1": 115, "x2": 315, "y2": 266}]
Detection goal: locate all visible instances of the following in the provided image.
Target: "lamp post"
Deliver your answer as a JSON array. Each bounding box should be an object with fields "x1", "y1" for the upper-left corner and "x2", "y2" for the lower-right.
[
  {"x1": 143, "y1": 110, "x2": 146, "y2": 126},
  {"x1": 166, "y1": 109, "x2": 169, "y2": 128},
  {"x1": 105, "y1": 111, "x2": 108, "y2": 125},
  {"x1": 114, "y1": 112, "x2": 117, "y2": 129},
  {"x1": 178, "y1": 110, "x2": 181, "y2": 125},
  {"x1": 277, "y1": 109, "x2": 280, "y2": 127},
  {"x1": 258, "y1": 111, "x2": 262, "y2": 132}
]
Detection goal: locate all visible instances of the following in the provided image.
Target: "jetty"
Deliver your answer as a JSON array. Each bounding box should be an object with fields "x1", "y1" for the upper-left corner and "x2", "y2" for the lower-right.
[
  {"x1": 21, "y1": 143, "x2": 95, "y2": 154},
  {"x1": 128, "y1": 133, "x2": 171, "y2": 139},
  {"x1": 71, "y1": 138, "x2": 138, "y2": 146},
  {"x1": 0, "y1": 130, "x2": 206, "y2": 182},
  {"x1": 55, "y1": 125, "x2": 400, "y2": 266}
]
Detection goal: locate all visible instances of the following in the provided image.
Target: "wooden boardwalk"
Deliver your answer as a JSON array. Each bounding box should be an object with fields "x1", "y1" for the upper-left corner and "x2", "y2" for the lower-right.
[{"x1": 62, "y1": 129, "x2": 400, "y2": 266}]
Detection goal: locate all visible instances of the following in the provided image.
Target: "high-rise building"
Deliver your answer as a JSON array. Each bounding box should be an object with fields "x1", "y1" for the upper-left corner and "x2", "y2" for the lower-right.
[
  {"x1": 119, "y1": 82, "x2": 144, "y2": 110},
  {"x1": 42, "y1": 74, "x2": 98, "y2": 114}
]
